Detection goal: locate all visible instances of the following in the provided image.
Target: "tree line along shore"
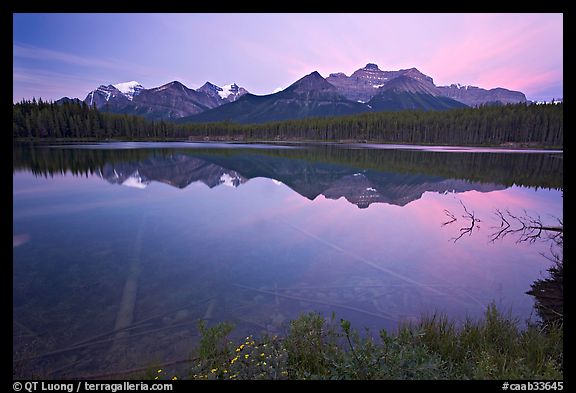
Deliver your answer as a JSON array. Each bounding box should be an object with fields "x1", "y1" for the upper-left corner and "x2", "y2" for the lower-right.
[{"x1": 13, "y1": 100, "x2": 562, "y2": 148}]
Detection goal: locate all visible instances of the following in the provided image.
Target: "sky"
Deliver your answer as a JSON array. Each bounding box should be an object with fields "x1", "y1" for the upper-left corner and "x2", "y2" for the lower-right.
[{"x1": 13, "y1": 13, "x2": 563, "y2": 103}]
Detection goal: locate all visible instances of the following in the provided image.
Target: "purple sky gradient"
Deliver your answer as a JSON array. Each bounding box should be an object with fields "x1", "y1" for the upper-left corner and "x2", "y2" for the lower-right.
[{"x1": 13, "y1": 13, "x2": 563, "y2": 103}]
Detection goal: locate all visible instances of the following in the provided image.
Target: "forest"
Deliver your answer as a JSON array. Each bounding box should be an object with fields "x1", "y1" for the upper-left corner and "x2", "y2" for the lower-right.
[{"x1": 13, "y1": 99, "x2": 563, "y2": 147}]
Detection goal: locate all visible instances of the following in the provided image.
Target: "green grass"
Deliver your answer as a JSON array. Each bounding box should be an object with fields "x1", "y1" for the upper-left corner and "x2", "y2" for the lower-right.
[{"x1": 157, "y1": 303, "x2": 562, "y2": 380}]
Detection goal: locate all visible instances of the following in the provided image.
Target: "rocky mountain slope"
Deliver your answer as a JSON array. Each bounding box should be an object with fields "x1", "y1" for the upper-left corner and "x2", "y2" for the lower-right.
[{"x1": 70, "y1": 62, "x2": 527, "y2": 122}]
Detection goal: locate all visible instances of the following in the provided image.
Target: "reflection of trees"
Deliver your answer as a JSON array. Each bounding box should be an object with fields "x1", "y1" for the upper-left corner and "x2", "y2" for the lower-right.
[
  {"x1": 527, "y1": 259, "x2": 563, "y2": 327},
  {"x1": 490, "y1": 209, "x2": 563, "y2": 327},
  {"x1": 13, "y1": 143, "x2": 563, "y2": 190},
  {"x1": 443, "y1": 201, "x2": 563, "y2": 327}
]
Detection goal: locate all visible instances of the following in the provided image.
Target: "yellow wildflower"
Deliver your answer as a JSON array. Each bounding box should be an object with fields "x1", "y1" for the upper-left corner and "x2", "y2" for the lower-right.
[
  {"x1": 157, "y1": 369, "x2": 163, "y2": 373},
  {"x1": 231, "y1": 356, "x2": 239, "y2": 364},
  {"x1": 171, "y1": 376, "x2": 177, "y2": 380},
  {"x1": 210, "y1": 368, "x2": 218, "y2": 373},
  {"x1": 244, "y1": 354, "x2": 249, "y2": 359}
]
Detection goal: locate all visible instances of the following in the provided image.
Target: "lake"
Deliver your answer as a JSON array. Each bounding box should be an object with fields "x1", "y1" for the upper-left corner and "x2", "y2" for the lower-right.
[{"x1": 13, "y1": 142, "x2": 563, "y2": 378}]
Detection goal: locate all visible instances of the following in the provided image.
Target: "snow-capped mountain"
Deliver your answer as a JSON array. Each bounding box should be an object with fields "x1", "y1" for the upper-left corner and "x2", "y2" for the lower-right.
[
  {"x1": 186, "y1": 71, "x2": 371, "y2": 124},
  {"x1": 83, "y1": 80, "x2": 249, "y2": 120},
  {"x1": 197, "y1": 82, "x2": 248, "y2": 103},
  {"x1": 126, "y1": 81, "x2": 219, "y2": 120},
  {"x1": 73, "y1": 63, "x2": 527, "y2": 122},
  {"x1": 85, "y1": 85, "x2": 129, "y2": 108},
  {"x1": 112, "y1": 81, "x2": 144, "y2": 101},
  {"x1": 84, "y1": 81, "x2": 144, "y2": 108},
  {"x1": 218, "y1": 83, "x2": 248, "y2": 102},
  {"x1": 326, "y1": 64, "x2": 435, "y2": 102},
  {"x1": 326, "y1": 63, "x2": 526, "y2": 107}
]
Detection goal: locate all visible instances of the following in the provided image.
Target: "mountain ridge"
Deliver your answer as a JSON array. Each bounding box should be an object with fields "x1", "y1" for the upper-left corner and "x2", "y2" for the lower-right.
[
  {"x1": 181, "y1": 71, "x2": 372, "y2": 124},
  {"x1": 66, "y1": 63, "x2": 527, "y2": 122}
]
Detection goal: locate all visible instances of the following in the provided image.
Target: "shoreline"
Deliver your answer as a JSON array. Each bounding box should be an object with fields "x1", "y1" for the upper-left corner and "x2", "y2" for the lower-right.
[{"x1": 13, "y1": 138, "x2": 563, "y2": 153}]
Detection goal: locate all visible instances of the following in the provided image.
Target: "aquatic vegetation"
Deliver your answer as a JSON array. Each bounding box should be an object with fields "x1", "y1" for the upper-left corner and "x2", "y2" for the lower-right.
[{"x1": 181, "y1": 305, "x2": 562, "y2": 380}]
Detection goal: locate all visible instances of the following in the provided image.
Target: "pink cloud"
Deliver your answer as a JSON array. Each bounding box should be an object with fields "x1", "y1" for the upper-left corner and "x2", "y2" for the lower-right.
[
  {"x1": 423, "y1": 14, "x2": 562, "y2": 97},
  {"x1": 477, "y1": 68, "x2": 562, "y2": 94}
]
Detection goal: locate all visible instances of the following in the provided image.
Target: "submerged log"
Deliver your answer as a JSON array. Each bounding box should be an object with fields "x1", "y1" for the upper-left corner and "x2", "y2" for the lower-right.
[
  {"x1": 233, "y1": 283, "x2": 397, "y2": 322},
  {"x1": 112, "y1": 218, "x2": 146, "y2": 345}
]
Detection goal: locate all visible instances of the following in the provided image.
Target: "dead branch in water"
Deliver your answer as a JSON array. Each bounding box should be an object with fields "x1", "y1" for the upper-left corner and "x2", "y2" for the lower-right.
[
  {"x1": 450, "y1": 200, "x2": 481, "y2": 243},
  {"x1": 441, "y1": 209, "x2": 457, "y2": 226},
  {"x1": 442, "y1": 201, "x2": 562, "y2": 246},
  {"x1": 490, "y1": 209, "x2": 563, "y2": 244}
]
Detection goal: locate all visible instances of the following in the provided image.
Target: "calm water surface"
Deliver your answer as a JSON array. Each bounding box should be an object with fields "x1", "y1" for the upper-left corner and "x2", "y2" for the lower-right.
[{"x1": 13, "y1": 142, "x2": 563, "y2": 378}]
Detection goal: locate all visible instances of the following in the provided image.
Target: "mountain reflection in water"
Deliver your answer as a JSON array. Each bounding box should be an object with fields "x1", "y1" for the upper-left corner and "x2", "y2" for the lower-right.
[
  {"x1": 98, "y1": 153, "x2": 509, "y2": 208},
  {"x1": 14, "y1": 142, "x2": 562, "y2": 208},
  {"x1": 13, "y1": 142, "x2": 562, "y2": 379}
]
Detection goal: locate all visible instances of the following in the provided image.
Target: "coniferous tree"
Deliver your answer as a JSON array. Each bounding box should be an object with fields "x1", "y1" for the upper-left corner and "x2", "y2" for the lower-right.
[{"x1": 12, "y1": 100, "x2": 563, "y2": 147}]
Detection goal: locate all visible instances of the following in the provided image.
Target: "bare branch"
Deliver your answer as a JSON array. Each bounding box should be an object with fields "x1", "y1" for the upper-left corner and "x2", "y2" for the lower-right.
[
  {"x1": 489, "y1": 209, "x2": 563, "y2": 245},
  {"x1": 450, "y1": 200, "x2": 480, "y2": 243},
  {"x1": 490, "y1": 209, "x2": 511, "y2": 243},
  {"x1": 442, "y1": 200, "x2": 562, "y2": 248},
  {"x1": 441, "y1": 209, "x2": 457, "y2": 226}
]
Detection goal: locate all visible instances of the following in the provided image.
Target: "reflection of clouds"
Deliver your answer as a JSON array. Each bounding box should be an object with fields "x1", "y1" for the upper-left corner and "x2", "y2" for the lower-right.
[
  {"x1": 458, "y1": 188, "x2": 563, "y2": 218},
  {"x1": 407, "y1": 189, "x2": 560, "y2": 313},
  {"x1": 287, "y1": 186, "x2": 561, "y2": 324},
  {"x1": 13, "y1": 162, "x2": 563, "y2": 334}
]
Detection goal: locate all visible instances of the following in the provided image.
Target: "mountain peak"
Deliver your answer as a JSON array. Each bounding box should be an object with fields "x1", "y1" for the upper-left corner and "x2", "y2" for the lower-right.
[
  {"x1": 77, "y1": 63, "x2": 526, "y2": 121},
  {"x1": 112, "y1": 81, "x2": 144, "y2": 100},
  {"x1": 197, "y1": 82, "x2": 248, "y2": 102},
  {"x1": 113, "y1": 81, "x2": 142, "y2": 91},
  {"x1": 151, "y1": 81, "x2": 189, "y2": 92},
  {"x1": 198, "y1": 82, "x2": 223, "y2": 97},
  {"x1": 401, "y1": 67, "x2": 424, "y2": 75},
  {"x1": 84, "y1": 84, "x2": 127, "y2": 107},
  {"x1": 286, "y1": 71, "x2": 336, "y2": 94},
  {"x1": 199, "y1": 81, "x2": 222, "y2": 91},
  {"x1": 298, "y1": 71, "x2": 326, "y2": 82},
  {"x1": 363, "y1": 63, "x2": 380, "y2": 71}
]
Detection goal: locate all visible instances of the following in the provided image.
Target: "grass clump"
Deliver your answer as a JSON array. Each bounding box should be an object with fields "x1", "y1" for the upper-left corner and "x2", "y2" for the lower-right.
[
  {"x1": 177, "y1": 303, "x2": 561, "y2": 380},
  {"x1": 416, "y1": 304, "x2": 562, "y2": 379}
]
